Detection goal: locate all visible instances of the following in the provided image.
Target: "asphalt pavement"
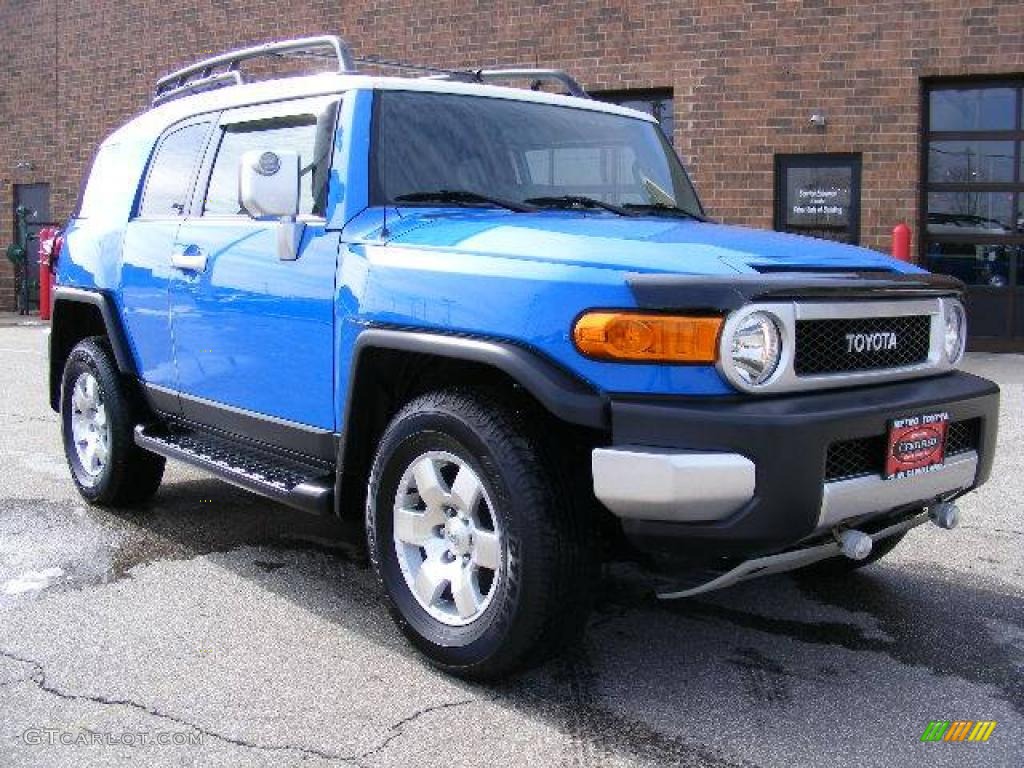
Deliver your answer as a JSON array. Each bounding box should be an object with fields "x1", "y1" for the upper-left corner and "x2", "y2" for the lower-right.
[{"x1": 0, "y1": 318, "x2": 1020, "y2": 767}]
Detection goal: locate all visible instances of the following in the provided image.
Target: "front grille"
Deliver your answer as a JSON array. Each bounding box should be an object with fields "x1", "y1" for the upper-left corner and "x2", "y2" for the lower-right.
[
  {"x1": 825, "y1": 434, "x2": 887, "y2": 482},
  {"x1": 824, "y1": 418, "x2": 980, "y2": 482},
  {"x1": 794, "y1": 315, "x2": 931, "y2": 376},
  {"x1": 946, "y1": 418, "x2": 980, "y2": 457}
]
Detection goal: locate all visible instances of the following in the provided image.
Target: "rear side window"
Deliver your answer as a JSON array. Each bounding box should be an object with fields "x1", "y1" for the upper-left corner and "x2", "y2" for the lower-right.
[
  {"x1": 203, "y1": 117, "x2": 320, "y2": 216},
  {"x1": 78, "y1": 142, "x2": 142, "y2": 219},
  {"x1": 138, "y1": 122, "x2": 211, "y2": 217}
]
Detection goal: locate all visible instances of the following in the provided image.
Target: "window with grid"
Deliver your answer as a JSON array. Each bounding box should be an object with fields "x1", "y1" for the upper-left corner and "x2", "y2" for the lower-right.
[{"x1": 922, "y1": 81, "x2": 1024, "y2": 340}]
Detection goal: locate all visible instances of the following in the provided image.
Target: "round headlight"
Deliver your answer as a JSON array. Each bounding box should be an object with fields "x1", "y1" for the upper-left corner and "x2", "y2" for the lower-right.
[
  {"x1": 729, "y1": 311, "x2": 782, "y2": 386},
  {"x1": 943, "y1": 300, "x2": 966, "y2": 363}
]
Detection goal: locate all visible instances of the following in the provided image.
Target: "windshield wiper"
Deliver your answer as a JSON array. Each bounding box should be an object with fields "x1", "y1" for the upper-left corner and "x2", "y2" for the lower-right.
[
  {"x1": 394, "y1": 189, "x2": 534, "y2": 213},
  {"x1": 622, "y1": 202, "x2": 707, "y2": 222},
  {"x1": 524, "y1": 195, "x2": 634, "y2": 217}
]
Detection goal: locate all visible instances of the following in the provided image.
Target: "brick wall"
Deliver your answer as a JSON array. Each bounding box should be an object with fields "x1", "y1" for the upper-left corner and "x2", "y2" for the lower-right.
[
  {"x1": 0, "y1": 0, "x2": 59, "y2": 309},
  {"x1": 1, "y1": 0, "x2": 1022, "y2": 310}
]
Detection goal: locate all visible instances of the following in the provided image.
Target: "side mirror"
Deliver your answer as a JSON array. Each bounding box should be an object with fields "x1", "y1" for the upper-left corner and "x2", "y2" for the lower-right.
[
  {"x1": 239, "y1": 149, "x2": 300, "y2": 217},
  {"x1": 239, "y1": 149, "x2": 305, "y2": 261}
]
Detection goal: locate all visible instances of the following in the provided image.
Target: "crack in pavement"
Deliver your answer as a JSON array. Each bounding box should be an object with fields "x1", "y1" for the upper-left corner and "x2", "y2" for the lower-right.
[
  {"x1": 0, "y1": 648, "x2": 355, "y2": 763},
  {"x1": 961, "y1": 524, "x2": 1024, "y2": 537},
  {"x1": 0, "y1": 673, "x2": 37, "y2": 688},
  {"x1": 355, "y1": 698, "x2": 477, "y2": 761},
  {"x1": 0, "y1": 647, "x2": 476, "y2": 764},
  {"x1": 0, "y1": 411, "x2": 56, "y2": 424}
]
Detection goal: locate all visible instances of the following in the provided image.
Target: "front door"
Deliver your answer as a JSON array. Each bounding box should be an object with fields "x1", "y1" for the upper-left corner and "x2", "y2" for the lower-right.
[
  {"x1": 169, "y1": 96, "x2": 340, "y2": 432},
  {"x1": 12, "y1": 183, "x2": 53, "y2": 312},
  {"x1": 121, "y1": 119, "x2": 213, "y2": 394}
]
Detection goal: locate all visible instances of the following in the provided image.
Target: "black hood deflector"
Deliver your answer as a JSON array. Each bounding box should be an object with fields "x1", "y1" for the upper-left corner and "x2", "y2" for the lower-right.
[{"x1": 627, "y1": 271, "x2": 965, "y2": 313}]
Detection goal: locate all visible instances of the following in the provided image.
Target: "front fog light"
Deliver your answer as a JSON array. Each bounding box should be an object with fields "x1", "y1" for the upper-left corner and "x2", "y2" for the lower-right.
[
  {"x1": 729, "y1": 311, "x2": 782, "y2": 386},
  {"x1": 943, "y1": 301, "x2": 966, "y2": 363}
]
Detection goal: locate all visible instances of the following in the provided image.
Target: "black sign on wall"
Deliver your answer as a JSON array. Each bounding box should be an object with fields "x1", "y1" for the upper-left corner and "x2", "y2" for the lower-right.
[{"x1": 774, "y1": 153, "x2": 862, "y2": 244}]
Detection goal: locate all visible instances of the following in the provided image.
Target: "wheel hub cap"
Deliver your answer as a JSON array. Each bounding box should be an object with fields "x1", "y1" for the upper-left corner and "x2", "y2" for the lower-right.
[
  {"x1": 392, "y1": 451, "x2": 503, "y2": 626},
  {"x1": 69, "y1": 371, "x2": 109, "y2": 480},
  {"x1": 444, "y1": 518, "x2": 473, "y2": 556}
]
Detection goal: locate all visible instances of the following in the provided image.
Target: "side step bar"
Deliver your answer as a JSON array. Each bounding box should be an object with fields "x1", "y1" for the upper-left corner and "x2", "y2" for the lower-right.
[
  {"x1": 656, "y1": 511, "x2": 934, "y2": 599},
  {"x1": 135, "y1": 425, "x2": 334, "y2": 515}
]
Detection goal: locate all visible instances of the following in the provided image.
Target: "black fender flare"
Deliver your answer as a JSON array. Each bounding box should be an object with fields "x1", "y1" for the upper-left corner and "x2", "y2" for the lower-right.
[
  {"x1": 49, "y1": 287, "x2": 137, "y2": 409},
  {"x1": 334, "y1": 327, "x2": 609, "y2": 515},
  {"x1": 51, "y1": 286, "x2": 137, "y2": 373},
  {"x1": 345, "y1": 327, "x2": 609, "y2": 431}
]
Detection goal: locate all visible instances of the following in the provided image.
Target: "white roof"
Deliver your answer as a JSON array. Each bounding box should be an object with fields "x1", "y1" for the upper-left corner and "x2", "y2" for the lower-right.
[{"x1": 108, "y1": 73, "x2": 656, "y2": 146}]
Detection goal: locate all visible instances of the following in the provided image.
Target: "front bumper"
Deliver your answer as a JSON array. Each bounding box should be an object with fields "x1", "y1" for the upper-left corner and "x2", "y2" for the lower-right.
[{"x1": 593, "y1": 371, "x2": 999, "y2": 559}]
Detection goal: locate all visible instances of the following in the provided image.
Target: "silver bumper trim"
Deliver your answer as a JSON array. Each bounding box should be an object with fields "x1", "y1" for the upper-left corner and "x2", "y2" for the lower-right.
[
  {"x1": 592, "y1": 447, "x2": 755, "y2": 522},
  {"x1": 818, "y1": 451, "x2": 978, "y2": 530},
  {"x1": 656, "y1": 512, "x2": 931, "y2": 599}
]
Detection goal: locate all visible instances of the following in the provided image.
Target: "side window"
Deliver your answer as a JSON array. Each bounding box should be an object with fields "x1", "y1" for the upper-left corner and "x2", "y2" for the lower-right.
[
  {"x1": 203, "y1": 117, "x2": 320, "y2": 216},
  {"x1": 78, "y1": 142, "x2": 139, "y2": 220},
  {"x1": 139, "y1": 122, "x2": 210, "y2": 217}
]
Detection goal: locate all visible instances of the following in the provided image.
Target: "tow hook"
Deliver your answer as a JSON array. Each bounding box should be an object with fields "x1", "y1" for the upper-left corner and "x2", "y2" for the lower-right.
[
  {"x1": 929, "y1": 501, "x2": 960, "y2": 530},
  {"x1": 837, "y1": 529, "x2": 873, "y2": 561}
]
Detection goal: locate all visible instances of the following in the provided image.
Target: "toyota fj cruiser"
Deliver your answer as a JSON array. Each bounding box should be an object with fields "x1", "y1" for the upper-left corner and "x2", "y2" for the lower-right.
[{"x1": 49, "y1": 36, "x2": 999, "y2": 678}]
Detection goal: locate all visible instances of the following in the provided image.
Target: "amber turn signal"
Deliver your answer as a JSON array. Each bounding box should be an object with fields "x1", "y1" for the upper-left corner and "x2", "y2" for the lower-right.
[{"x1": 573, "y1": 312, "x2": 722, "y2": 363}]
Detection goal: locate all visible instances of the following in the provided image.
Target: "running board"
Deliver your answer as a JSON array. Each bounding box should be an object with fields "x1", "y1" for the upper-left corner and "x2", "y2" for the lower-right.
[
  {"x1": 655, "y1": 512, "x2": 931, "y2": 600},
  {"x1": 134, "y1": 425, "x2": 334, "y2": 515}
]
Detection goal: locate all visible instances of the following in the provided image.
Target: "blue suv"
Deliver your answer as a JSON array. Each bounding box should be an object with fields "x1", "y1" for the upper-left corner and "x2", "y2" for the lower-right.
[{"x1": 48, "y1": 37, "x2": 999, "y2": 678}]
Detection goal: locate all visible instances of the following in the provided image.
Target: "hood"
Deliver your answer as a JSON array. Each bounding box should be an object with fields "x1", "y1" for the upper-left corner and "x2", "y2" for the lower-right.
[{"x1": 383, "y1": 208, "x2": 921, "y2": 275}]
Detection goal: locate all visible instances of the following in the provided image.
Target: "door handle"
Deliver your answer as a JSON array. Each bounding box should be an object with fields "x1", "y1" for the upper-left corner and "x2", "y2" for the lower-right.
[{"x1": 171, "y1": 244, "x2": 207, "y2": 272}]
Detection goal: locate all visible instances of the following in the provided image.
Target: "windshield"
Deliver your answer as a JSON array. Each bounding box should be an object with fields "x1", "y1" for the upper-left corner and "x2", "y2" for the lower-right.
[{"x1": 371, "y1": 91, "x2": 704, "y2": 216}]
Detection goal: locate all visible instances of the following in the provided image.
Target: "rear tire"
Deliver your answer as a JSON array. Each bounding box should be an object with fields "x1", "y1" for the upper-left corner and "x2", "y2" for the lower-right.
[
  {"x1": 366, "y1": 389, "x2": 591, "y2": 679},
  {"x1": 60, "y1": 337, "x2": 165, "y2": 506}
]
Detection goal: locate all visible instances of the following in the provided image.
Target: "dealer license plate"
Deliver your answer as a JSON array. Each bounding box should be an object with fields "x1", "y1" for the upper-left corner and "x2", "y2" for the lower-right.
[{"x1": 884, "y1": 411, "x2": 949, "y2": 480}]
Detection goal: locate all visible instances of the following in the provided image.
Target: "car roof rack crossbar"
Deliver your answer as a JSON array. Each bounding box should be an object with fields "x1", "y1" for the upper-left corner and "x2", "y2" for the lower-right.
[
  {"x1": 152, "y1": 71, "x2": 244, "y2": 106},
  {"x1": 153, "y1": 37, "x2": 589, "y2": 106},
  {"x1": 352, "y1": 55, "x2": 467, "y2": 77},
  {"x1": 153, "y1": 35, "x2": 356, "y2": 106},
  {"x1": 355, "y1": 56, "x2": 588, "y2": 97},
  {"x1": 426, "y1": 68, "x2": 590, "y2": 99}
]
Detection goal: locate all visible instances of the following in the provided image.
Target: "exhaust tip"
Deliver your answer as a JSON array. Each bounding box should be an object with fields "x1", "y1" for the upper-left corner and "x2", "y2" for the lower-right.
[
  {"x1": 930, "y1": 501, "x2": 960, "y2": 530},
  {"x1": 839, "y1": 529, "x2": 873, "y2": 561}
]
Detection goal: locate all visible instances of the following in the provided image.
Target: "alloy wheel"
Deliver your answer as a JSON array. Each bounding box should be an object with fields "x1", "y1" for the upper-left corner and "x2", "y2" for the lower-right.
[
  {"x1": 69, "y1": 371, "x2": 110, "y2": 481},
  {"x1": 392, "y1": 450, "x2": 503, "y2": 626}
]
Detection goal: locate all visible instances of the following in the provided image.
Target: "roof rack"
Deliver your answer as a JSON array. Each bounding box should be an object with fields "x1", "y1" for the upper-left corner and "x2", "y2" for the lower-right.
[
  {"x1": 153, "y1": 36, "x2": 589, "y2": 106},
  {"x1": 153, "y1": 35, "x2": 356, "y2": 106},
  {"x1": 351, "y1": 55, "x2": 468, "y2": 78},
  {"x1": 153, "y1": 71, "x2": 243, "y2": 105},
  {"x1": 426, "y1": 69, "x2": 589, "y2": 99}
]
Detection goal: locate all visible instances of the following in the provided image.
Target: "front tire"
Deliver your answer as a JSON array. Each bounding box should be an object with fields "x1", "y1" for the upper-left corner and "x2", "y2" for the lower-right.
[
  {"x1": 366, "y1": 389, "x2": 591, "y2": 679},
  {"x1": 60, "y1": 337, "x2": 165, "y2": 506}
]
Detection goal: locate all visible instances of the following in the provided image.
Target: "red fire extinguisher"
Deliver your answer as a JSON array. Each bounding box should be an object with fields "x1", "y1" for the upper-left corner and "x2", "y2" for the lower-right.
[
  {"x1": 891, "y1": 223, "x2": 911, "y2": 262},
  {"x1": 37, "y1": 226, "x2": 61, "y2": 321}
]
